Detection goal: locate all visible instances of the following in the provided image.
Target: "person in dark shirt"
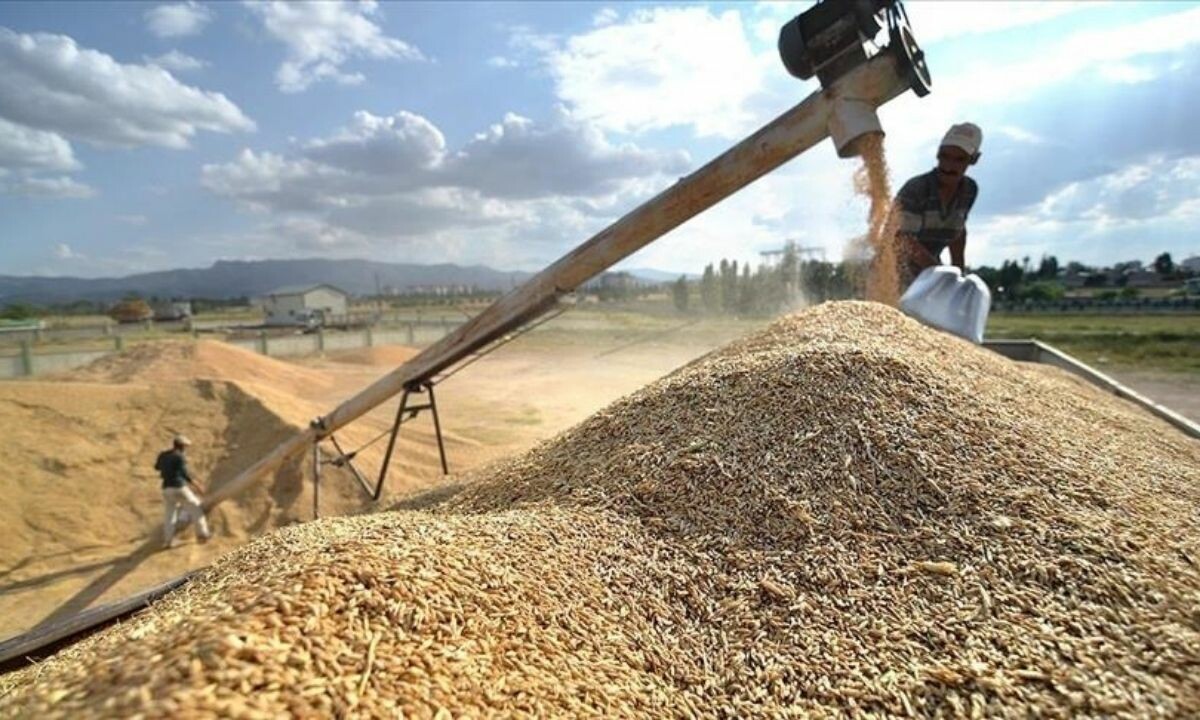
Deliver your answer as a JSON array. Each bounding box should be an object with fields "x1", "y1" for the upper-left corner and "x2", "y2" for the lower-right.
[
  {"x1": 893, "y1": 122, "x2": 983, "y2": 288},
  {"x1": 154, "y1": 435, "x2": 211, "y2": 549}
]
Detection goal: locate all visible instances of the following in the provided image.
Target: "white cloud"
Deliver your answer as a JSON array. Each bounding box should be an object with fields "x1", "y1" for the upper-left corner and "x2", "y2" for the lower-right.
[
  {"x1": 201, "y1": 149, "x2": 347, "y2": 213},
  {"x1": 937, "y1": 6, "x2": 1200, "y2": 104},
  {"x1": 304, "y1": 110, "x2": 446, "y2": 178},
  {"x1": 54, "y1": 243, "x2": 81, "y2": 259},
  {"x1": 1038, "y1": 156, "x2": 1200, "y2": 225},
  {"x1": 993, "y1": 125, "x2": 1046, "y2": 146},
  {"x1": 0, "y1": 117, "x2": 79, "y2": 172},
  {"x1": 6, "y1": 176, "x2": 96, "y2": 198},
  {"x1": 144, "y1": 50, "x2": 209, "y2": 73},
  {"x1": 592, "y1": 8, "x2": 619, "y2": 27},
  {"x1": 202, "y1": 108, "x2": 689, "y2": 263},
  {"x1": 115, "y1": 214, "x2": 149, "y2": 225},
  {"x1": 0, "y1": 29, "x2": 254, "y2": 149},
  {"x1": 1097, "y1": 61, "x2": 1160, "y2": 85},
  {"x1": 970, "y1": 155, "x2": 1200, "y2": 263},
  {"x1": 145, "y1": 2, "x2": 214, "y2": 39},
  {"x1": 504, "y1": 25, "x2": 559, "y2": 56},
  {"x1": 546, "y1": 7, "x2": 766, "y2": 138},
  {"x1": 246, "y1": 0, "x2": 425, "y2": 93},
  {"x1": 205, "y1": 108, "x2": 687, "y2": 208},
  {"x1": 487, "y1": 55, "x2": 518, "y2": 69},
  {"x1": 903, "y1": 1, "x2": 1096, "y2": 45},
  {"x1": 448, "y1": 111, "x2": 690, "y2": 198}
]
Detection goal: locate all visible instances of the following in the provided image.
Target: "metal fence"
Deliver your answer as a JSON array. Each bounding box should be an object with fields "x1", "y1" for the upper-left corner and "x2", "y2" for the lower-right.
[{"x1": 991, "y1": 297, "x2": 1200, "y2": 313}]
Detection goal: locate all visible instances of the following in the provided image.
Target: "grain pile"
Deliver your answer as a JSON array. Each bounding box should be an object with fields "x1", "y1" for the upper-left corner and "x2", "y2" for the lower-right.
[
  {"x1": 326, "y1": 345, "x2": 419, "y2": 367},
  {"x1": 68, "y1": 339, "x2": 332, "y2": 396},
  {"x1": 0, "y1": 342, "x2": 376, "y2": 641},
  {"x1": 4, "y1": 301, "x2": 1199, "y2": 717}
]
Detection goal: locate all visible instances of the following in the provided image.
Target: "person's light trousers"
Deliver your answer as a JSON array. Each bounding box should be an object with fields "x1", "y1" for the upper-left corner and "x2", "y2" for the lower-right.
[{"x1": 162, "y1": 486, "x2": 210, "y2": 543}]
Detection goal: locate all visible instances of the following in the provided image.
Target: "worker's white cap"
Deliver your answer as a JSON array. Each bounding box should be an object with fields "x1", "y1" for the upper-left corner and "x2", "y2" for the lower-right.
[
  {"x1": 940, "y1": 122, "x2": 983, "y2": 156},
  {"x1": 173, "y1": 434, "x2": 192, "y2": 447}
]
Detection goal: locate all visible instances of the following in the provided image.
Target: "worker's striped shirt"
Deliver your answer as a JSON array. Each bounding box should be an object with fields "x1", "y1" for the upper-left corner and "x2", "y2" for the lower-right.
[{"x1": 893, "y1": 169, "x2": 978, "y2": 275}]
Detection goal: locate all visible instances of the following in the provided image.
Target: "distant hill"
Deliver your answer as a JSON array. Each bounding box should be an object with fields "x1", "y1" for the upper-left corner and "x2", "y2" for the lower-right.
[{"x1": 0, "y1": 258, "x2": 534, "y2": 305}]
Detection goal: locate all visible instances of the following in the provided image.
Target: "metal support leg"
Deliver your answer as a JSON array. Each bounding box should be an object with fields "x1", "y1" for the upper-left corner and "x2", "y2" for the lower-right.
[
  {"x1": 312, "y1": 442, "x2": 322, "y2": 520},
  {"x1": 425, "y1": 382, "x2": 449, "y2": 475},
  {"x1": 329, "y1": 435, "x2": 375, "y2": 498},
  {"x1": 375, "y1": 386, "x2": 412, "y2": 500},
  {"x1": 325, "y1": 382, "x2": 450, "y2": 503}
]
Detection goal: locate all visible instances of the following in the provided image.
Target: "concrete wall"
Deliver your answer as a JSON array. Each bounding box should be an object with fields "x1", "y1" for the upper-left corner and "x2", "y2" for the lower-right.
[
  {"x1": 0, "y1": 354, "x2": 23, "y2": 378},
  {"x1": 0, "y1": 349, "x2": 113, "y2": 379},
  {"x1": 0, "y1": 321, "x2": 463, "y2": 380},
  {"x1": 265, "y1": 334, "x2": 321, "y2": 357},
  {"x1": 322, "y1": 331, "x2": 362, "y2": 351},
  {"x1": 27, "y1": 350, "x2": 112, "y2": 375}
]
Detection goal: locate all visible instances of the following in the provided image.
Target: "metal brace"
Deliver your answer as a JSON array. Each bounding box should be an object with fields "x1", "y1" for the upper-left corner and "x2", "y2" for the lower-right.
[{"x1": 310, "y1": 380, "x2": 448, "y2": 516}]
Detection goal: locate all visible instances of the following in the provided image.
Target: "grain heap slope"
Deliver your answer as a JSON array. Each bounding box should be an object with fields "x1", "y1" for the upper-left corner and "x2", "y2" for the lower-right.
[
  {"x1": 68, "y1": 339, "x2": 332, "y2": 396},
  {"x1": 4, "y1": 301, "x2": 1198, "y2": 717}
]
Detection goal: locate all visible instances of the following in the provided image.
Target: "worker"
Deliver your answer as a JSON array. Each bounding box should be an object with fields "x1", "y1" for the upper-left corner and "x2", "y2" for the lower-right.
[
  {"x1": 154, "y1": 435, "x2": 211, "y2": 549},
  {"x1": 893, "y1": 122, "x2": 983, "y2": 287}
]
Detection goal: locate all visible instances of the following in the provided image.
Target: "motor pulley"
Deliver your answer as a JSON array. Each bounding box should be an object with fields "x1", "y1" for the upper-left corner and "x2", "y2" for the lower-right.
[{"x1": 778, "y1": 0, "x2": 931, "y2": 96}]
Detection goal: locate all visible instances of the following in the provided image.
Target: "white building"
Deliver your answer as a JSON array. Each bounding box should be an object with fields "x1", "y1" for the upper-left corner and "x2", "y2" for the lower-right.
[
  {"x1": 263, "y1": 284, "x2": 349, "y2": 327},
  {"x1": 1181, "y1": 256, "x2": 1200, "y2": 273}
]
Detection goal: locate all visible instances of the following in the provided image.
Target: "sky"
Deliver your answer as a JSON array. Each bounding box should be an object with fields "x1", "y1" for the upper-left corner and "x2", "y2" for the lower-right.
[{"x1": 1, "y1": 0, "x2": 1198, "y2": 279}]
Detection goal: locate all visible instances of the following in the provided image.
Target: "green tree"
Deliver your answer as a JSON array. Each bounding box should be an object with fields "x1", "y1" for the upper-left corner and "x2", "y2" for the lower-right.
[
  {"x1": 1153, "y1": 252, "x2": 1174, "y2": 276},
  {"x1": 972, "y1": 265, "x2": 999, "y2": 294},
  {"x1": 1018, "y1": 281, "x2": 1064, "y2": 302},
  {"x1": 672, "y1": 275, "x2": 690, "y2": 313},
  {"x1": 737, "y1": 264, "x2": 756, "y2": 315},
  {"x1": 0, "y1": 302, "x2": 39, "y2": 320},
  {"x1": 997, "y1": 260, "x2": 1024, "y2": 299},
  {"x1": 720, "y1": 259, "x2": 739, "y2": 314},
  {"x1": 1036, "y1": 254, "x2": 1059, "y2": 279},
  {"x1": 777, "y1": 244, "x2": 799, "y2": 308},
  {"x1": 699, "y1": 264, "x2": 720, "y2": 313}
]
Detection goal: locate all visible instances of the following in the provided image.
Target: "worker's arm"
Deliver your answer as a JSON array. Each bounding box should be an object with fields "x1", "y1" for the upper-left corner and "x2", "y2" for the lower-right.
[
  {"x1": 949, "y1": 231, "x2": 966, "y2": 272},
  {"x1": 897, "y1": 233, "x2": 939, "y2": 269},
  {"x1": 894, "y1": 178, "x2": 938, "y2": 270},
  {"x1": 181, "y1": 456, "x2": 205, "y2": 494}
]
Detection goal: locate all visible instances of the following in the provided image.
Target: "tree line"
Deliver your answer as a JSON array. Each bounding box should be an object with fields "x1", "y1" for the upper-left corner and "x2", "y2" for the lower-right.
[
  {"x1": 672, "y1": 246, "x2": 856, "y2": 316},
  {"x1": 671, "y1": 250, "x2": 1194, "y2": 316}
]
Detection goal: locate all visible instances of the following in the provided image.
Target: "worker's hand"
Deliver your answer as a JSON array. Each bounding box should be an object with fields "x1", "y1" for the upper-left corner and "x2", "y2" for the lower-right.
[{"x1": 900, "y1": 235, "x2": 939, "y2": 269}]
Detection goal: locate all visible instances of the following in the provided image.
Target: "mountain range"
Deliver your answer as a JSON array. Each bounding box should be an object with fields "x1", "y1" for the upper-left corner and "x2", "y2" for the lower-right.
[{"x1": 0, "y1": 258, "x2": 682, "y2": 305}]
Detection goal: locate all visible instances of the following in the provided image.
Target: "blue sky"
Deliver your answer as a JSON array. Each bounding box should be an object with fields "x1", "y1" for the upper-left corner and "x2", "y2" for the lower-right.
[{"x1": 1, "y1": 0, "x2": 1198, "y2": 278}]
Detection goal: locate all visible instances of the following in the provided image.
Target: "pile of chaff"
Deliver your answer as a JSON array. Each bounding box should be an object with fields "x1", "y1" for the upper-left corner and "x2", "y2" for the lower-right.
[{"x1": 4, "y1": 301, "x2": 1198, "y2": 717}]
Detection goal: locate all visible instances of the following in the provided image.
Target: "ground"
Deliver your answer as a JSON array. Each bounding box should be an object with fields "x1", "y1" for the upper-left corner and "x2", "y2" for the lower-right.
[{"x1": 0, "y1": 307, "x2": 1195, "y2": 646}]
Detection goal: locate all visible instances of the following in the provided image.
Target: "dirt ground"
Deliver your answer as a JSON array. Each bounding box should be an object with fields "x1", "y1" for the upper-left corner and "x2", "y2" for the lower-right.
[
  {"x1": 1, "y1": 316, "x2": 1195, "y2": 645},
  {"x1": 1105, "y1": 369, "x2": 1200, "y2": 423},
  {"x1": 0, "y1": 325, "x2": 749, "y2": 642}
]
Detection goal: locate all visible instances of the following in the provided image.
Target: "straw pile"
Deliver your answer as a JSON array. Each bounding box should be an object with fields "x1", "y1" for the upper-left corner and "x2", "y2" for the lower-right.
[{"x1": 4, "y1": 301, "x2": 1198, "y2": 717}]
